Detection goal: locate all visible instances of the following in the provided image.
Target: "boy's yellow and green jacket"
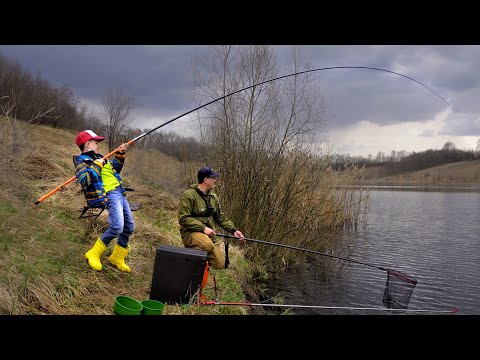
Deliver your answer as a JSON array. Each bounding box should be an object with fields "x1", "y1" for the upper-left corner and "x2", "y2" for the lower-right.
[{"x1": 74, "y1": 150, "x2": 126, "y2": 207}]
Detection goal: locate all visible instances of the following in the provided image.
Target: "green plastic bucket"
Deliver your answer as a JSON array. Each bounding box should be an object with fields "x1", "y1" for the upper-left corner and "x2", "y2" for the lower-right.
[
  {"x1": 113, "y1": 296, "x2": 143, "y2": 315},
  {"x1": 141, "y1": 299, "x2": 165, "y2": 315}
]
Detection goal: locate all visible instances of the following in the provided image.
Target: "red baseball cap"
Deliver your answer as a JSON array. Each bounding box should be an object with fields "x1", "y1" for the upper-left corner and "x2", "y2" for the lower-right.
[{"x1": 75, "y1": 130, "x2": 105, "y2": 147}]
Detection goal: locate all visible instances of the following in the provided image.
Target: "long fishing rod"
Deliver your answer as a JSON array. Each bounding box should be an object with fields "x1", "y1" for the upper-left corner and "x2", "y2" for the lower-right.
[
  {"x1": 34, "y1": 66, "x2": 456, "y2": 205},
  {"x1": 218, "y1": 233, "x2": 419, "y2": 309},
  {"x1": 217, "y1": 233, "x2": 413, "y2": 278},
  {"x1": 200, "y1": 300, "x2": 459, "y2": 313},
  {"x1": 219, "y1": 233, "x2": 427, "y2": 311}
]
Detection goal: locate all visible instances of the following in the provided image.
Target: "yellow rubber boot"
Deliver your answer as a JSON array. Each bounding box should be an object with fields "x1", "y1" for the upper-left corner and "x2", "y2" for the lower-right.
[
  {"x1": 85, "y1": 238, "x2": 107, "y2": 271},
  {"x1": 108, "y1": 244, "x2": 131, "y2": 272}
]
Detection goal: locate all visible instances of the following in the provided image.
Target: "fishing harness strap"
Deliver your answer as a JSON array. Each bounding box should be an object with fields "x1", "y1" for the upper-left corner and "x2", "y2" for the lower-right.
[{"x1": 192, "y1": 187, "x2": 230, "y2": 269}]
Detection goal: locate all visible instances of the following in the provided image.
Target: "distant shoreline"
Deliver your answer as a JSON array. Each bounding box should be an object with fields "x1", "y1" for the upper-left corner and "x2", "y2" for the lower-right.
[
  {"x1": 363, "y1": 181, "x2": 480, "y2": 187},
  {"x1": 360, "y1": 159, "x2": 480, "y2": 188},
  {"x1": 349, "y1": 182, "x2": 480, "y2": 192}
]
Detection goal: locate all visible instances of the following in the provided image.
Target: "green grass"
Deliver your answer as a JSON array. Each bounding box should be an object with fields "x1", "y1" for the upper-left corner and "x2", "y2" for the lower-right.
[
  {"x1": 53, "y1": 209, "x2": 78, "y2": 226},
  {"x1": 151, "y1": 218, "x2": 178, "y2": 233},
  {"x1": 0, "y1": 230, "x2": 15, "y2": 253},
  {"x1": 0, "y1": 203, "x2": 17, "y2": 216}
]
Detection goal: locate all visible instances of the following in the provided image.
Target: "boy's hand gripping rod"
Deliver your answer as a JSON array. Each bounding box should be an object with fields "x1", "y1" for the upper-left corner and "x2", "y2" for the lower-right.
[{"x1": 34, "y1": 136, "x2": 140, "y2": 204}]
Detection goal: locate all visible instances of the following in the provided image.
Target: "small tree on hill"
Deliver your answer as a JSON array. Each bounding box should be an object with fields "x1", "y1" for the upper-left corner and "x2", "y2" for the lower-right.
[
  {"x1": 101, "y1": 88, "x2": 134, "y2": 152},
  {"x1": 442, "y1": 141, "x2": 456, "y2": 151}
]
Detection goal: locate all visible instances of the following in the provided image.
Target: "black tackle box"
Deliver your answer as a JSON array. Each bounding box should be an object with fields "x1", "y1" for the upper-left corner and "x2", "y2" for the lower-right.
[{"x1": 149, "y1": 245, "x2": 208, "y2": 305}]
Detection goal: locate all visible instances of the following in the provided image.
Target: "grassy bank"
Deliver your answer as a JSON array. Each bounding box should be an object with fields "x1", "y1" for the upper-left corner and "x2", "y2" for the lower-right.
[{"x1": 0, "y1": 117, "x2": 266, "y2": 315}]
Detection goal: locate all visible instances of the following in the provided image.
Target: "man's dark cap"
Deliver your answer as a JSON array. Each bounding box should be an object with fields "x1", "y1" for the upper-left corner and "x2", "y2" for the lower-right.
[{"x1": 198, "y1": 166, "x2": 220, "y2": 183}]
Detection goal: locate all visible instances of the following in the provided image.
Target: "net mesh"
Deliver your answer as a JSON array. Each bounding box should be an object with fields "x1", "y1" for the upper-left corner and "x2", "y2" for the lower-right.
[{"x1": 382, "y1": 268, "x2": 417, "y2": 309}]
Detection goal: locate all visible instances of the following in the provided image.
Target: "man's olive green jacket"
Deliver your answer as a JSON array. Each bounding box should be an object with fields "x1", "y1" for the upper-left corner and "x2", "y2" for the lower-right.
[{"x1": 178, "y1": 184, "x2": 237, "y2": 240}]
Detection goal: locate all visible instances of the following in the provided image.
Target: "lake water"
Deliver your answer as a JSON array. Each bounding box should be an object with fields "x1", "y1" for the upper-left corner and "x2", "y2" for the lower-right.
[{"x1": 265, "y1": 188, "x2": 480, "y2": 315}]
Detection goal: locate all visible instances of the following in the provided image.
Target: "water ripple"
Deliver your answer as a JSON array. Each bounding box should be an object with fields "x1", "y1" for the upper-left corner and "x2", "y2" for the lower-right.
[{"x1": 267, "y1": 190, "x2": 480, "y2": 315}]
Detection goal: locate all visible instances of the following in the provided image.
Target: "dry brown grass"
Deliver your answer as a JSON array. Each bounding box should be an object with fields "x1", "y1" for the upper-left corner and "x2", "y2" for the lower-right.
[
  {"x1": 0, "y1": 116, "x2": 376, "y2": 315},
  {"x1": 0, "y1": 117, "x2": 250, "y2": 315}
]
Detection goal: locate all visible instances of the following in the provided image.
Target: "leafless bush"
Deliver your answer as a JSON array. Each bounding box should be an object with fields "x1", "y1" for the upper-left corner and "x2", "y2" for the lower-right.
[{"x1": 191, "y1": 45, "x2": 370, "y2": 266}]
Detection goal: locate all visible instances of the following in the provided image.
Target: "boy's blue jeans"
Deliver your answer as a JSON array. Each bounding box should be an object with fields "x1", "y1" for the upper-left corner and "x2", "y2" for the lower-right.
[{"x1": 101, "y1": 187, "x2": 135, "y2": 248}]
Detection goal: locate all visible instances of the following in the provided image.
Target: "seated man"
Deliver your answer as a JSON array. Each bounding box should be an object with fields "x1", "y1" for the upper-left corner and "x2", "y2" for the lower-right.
[{"x1": 178, "y1": 166, "x2": 244, "y2": 269}]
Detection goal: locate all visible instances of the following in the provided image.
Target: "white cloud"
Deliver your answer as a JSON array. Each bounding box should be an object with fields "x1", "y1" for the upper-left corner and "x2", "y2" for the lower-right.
[{"x1": 326, "y1": 109, "x2": 478, "y2": 157}]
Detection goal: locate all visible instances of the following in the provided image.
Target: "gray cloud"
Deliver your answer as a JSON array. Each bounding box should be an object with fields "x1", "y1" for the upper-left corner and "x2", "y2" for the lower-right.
[{"x1": 1, "y1": 45, "x2": 480, "y2": 155}]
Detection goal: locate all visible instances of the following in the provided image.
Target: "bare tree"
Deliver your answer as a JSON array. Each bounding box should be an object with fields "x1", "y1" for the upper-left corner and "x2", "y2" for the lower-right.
[
  {"x1": 1, "y1": 92, "x2": 55, "y2": 154},
  {"x1": 191, "y1": 45, "x2": 369, "y2": 265},
  {"x1": 101, "y1": 88, "x2": 134, "y2": 151},
  {"x1": 442, "y1": 141, "x2": 456, "y2": 151}
]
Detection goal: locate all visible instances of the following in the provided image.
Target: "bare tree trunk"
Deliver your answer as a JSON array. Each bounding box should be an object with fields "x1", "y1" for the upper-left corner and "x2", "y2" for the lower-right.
[
  {"x1": 1, "y1": 94, "x2": 27, "y2": 154},
  {"x1": 101, "y1": 88, "x2": 134, "y2": 152}
]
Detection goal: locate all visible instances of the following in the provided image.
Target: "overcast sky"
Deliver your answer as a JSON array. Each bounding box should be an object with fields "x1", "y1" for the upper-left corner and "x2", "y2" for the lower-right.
[{"x1": 1, "y1": 45, "x2": 479, "y2": 157}]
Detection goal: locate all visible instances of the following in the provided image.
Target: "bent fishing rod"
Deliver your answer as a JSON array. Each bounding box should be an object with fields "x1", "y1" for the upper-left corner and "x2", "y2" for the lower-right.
[
  {"x1": 217, "y1": 233, "x2": 416, "y2": 283},
  {"x1": 34, "y1": 66, "x2": 456, "y2": 205}
]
